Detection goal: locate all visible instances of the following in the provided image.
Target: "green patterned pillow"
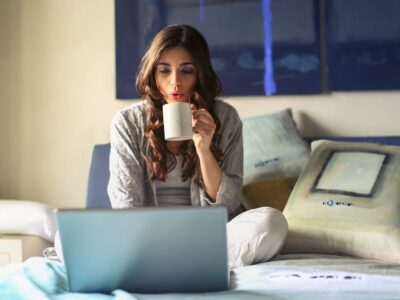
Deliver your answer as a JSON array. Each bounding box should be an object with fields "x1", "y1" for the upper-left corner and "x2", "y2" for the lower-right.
[
  {"x1": 242, "y1": 108, "x2": 310, "y2": 186},
  {"x1": 283, "y1": 140, "x2": 400, "y2": 263}
]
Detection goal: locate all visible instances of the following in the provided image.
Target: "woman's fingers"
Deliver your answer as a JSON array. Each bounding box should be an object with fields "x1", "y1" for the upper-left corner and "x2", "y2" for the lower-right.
[
  {"x1": 191, "y1": 108, "x2": 216, "y2": 137},
  {"x1": 193, "y1": 120, "x2": 215, "y2": 136},
  {"x1": 193, "y1": 109, "x2": 214, "y2": 124},
  {"x1": 193, "y1": 124, "x2": 213, "y2": 135}
]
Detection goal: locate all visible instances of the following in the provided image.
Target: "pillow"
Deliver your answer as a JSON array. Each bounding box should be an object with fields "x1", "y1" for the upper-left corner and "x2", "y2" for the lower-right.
[
  {"x1": 241, "y1": 176, "x2": 298, "y2": 211},
  {"x1": 282, "y1": 140, "x2": 400, "y2": 263},
  {"x1": 242, "y1": 108, "x2": 310, "y2": 187},
  {"x1": 227, "y1": 207, "x2": 288, "y2": 270},
  {"x1": 0, "y1": 200, "x2": 57, "y2": 242}
]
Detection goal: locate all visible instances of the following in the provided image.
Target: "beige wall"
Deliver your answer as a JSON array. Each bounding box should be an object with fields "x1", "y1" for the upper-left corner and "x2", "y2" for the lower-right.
[
  {"x1": 0, "y1": 0, "x2": 20, "y2": 198},
  {"x1": 0, "y1": 0, "x2": 129, "y2": 207},
  {"x1": 226, "y1": 92, "x2": 400, "y2": 137},
  {"x1": 0, "y1": 0, "x2": 399, "y2": 208}
]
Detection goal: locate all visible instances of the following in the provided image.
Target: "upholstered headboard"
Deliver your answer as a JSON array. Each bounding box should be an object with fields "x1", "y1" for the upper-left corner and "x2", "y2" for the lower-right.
[{"x1": 87, "y1": 144, "x2": 111, "y2": 209}]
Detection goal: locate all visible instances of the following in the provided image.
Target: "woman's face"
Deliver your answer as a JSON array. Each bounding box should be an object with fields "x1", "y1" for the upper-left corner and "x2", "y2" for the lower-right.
[{"x1": 155, "y1": 46, "x2": 197, "y2": 104}]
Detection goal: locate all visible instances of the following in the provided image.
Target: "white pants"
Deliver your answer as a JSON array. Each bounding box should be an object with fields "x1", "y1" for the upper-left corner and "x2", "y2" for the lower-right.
[{"x1": 227, "y1": 207, "x2": 288, "y2": 270}]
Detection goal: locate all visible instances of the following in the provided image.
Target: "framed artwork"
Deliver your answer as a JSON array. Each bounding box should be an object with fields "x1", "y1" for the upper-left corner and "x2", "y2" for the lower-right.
[
  {"x1": 116, "y1": 0, "x2": 400, "y2": 99},
  {"x1": 115, "y1": 0, "x2": 321, "y2": 99},
  {"x1": 326, "y1": 0, "x2": 400, "y2": 91}
]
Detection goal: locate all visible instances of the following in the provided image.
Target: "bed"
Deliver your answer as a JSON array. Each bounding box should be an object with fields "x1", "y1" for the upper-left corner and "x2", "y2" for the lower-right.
[
  {"x1": 1, "y1": 253, "x2": 400, "y2": 299},
  {"x1": 1, "y1": 101, "x2": 400, "y2": 299}
]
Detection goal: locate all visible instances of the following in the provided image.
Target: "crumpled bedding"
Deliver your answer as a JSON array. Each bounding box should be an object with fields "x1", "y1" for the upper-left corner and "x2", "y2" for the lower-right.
[{"x1": 1, "y1": 254, "x2": 400, "y2": 300}]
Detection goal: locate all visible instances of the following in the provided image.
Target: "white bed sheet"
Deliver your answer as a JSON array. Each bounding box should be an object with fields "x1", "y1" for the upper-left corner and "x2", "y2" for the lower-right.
[{"x1": 1, "y1": 253, "x2": 400, "y2": 299}]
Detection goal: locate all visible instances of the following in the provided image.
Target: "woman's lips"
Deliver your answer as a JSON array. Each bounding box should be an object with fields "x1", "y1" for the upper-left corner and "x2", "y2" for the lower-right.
[{"x1": 169, "y1": 93, "x2": 184, "y2": 100}]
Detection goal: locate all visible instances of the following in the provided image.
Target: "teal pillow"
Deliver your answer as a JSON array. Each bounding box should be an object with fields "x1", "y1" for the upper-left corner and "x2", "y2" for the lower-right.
[{"x1": 242, "y1": 108, "x2": 310, "y2": 186}]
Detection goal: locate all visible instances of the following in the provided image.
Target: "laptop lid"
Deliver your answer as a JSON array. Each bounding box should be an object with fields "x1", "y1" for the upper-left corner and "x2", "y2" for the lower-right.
[{"x1": 55, "y1": 206, "x2": 229, "y2": 294}]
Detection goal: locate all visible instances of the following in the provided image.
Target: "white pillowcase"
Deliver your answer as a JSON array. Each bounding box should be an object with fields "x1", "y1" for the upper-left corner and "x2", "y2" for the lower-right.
[
  {"x1": 227, "y1": 207, "x2": 288, "y2": 270},
  {"x1": 0, "y1": 200, "x2": 57, "y2": 242}
]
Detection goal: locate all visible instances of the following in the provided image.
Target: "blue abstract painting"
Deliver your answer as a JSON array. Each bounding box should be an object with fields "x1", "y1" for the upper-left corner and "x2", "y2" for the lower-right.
[
  {"x1": 115, "y1": 0, "x2": 321, "y2": 99},
  {"x1": 327, "y1": 0, "x2": 400, "y2": 91}
]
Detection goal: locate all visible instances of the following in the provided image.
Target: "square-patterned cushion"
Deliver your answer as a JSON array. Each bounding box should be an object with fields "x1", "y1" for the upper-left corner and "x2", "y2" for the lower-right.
[
  {"x1": 242, "y1": 109, "x2": 309, "y2": 209},
  {"x1": 242, "y1": 108, "x2": 310, "y2": 187},
  {"x1": 282, "y1": 140, "x2": 400, "y2": 263}
]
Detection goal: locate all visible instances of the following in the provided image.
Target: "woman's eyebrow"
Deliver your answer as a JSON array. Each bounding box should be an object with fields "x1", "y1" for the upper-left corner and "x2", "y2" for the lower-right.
[
  {"x1": 157, "y1": 62, "x2": 195, "y2": 66},
  {"x1": 180, "y1": 62, "x2": 195, "y2": 66}
]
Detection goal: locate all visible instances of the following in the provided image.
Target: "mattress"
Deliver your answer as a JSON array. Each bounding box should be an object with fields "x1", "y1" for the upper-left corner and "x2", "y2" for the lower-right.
[{"x1": 1, "y1": 253, "x2": 400, "y2": 299}]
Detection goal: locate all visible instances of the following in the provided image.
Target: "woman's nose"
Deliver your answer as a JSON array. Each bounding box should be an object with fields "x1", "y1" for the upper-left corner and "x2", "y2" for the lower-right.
[{"x1": 170, "y1": 70, "x2": 181, "y2": 87}]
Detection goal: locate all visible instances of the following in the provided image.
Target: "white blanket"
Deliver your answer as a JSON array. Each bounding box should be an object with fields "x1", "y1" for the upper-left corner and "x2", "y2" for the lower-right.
[{"x1": 1, "y1": 254, "x2": 400, "y2": 299}]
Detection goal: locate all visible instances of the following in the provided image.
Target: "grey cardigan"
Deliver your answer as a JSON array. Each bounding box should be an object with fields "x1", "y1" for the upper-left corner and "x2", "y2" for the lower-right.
[{"x1": 107, "y1": 100, "x2": 244, "y2": 219}]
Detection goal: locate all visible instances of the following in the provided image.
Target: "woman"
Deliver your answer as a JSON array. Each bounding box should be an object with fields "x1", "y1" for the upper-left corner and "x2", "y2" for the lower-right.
[
  {"x1": 107, "y1": 24, "x2": 288, "y2": 268},
  {"x1": 107, "y1": 24, "x2": 244, "y2": 219}
]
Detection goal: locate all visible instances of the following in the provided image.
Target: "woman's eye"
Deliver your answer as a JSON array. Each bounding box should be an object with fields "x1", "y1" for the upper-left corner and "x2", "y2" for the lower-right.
[
  {"x1": 181, "y1": 68, "x2": 194, "y2": 74},
  {"x1": 159, "y1": 68, "x2": 170, "y2": 74}
]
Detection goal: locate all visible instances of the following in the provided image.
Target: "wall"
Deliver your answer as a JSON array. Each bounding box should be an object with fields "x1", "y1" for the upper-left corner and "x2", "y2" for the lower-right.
[
  {"x1": 0, "y1": 0, "x2": 127, "y2": 207},
  {"x1": 226, "y1": 93, "x2": 400, "y2": 137},
  {"x1": 0, "y1": 0, "x2": 20, "y2": 198},
  {"x1": 0, "y1": 0, "x2": 399, "y2": 208}
]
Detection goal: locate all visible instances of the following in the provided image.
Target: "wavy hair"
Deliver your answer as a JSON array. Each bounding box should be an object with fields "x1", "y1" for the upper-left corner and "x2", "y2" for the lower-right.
[{"x1": 135, "y1": 24, "x2": 223, "y2": 183}]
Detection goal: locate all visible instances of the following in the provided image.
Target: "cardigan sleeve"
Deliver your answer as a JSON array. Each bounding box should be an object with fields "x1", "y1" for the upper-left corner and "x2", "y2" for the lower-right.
[
  {"x1": 199, "y1": 102, "x2": 244, "y2": 218},
  {"x1": 107, "y1": 110, "x2": 146, "y2": 209}
]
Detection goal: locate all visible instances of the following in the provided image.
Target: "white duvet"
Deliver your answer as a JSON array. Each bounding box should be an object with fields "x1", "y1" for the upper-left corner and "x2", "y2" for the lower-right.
[{"x1": 1, "y1": 253, "x2": 400, "y2": 300}]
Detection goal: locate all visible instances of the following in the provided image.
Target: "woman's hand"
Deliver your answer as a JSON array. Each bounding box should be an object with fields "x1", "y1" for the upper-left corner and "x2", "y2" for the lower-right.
[
  {"x1": 191, "y1": 103, "x2": 221, "y2": 200},
  {"x1": 191, "y1": 104, "x2": 216, "y2": 154}
]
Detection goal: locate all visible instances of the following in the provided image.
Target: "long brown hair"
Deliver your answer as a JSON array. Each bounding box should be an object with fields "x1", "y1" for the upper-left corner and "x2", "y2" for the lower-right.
[{"x1": 135, "y1": 24, "x2": 222, "y2": 183}]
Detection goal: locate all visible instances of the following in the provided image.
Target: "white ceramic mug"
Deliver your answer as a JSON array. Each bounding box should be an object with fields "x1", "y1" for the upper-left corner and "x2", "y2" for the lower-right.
[{"x1": 163, "y1": 102, "x2": 193, "y2": 141}]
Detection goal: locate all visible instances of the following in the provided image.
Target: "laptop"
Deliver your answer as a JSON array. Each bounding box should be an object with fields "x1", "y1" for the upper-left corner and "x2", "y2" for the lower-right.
[{"x1": 55, "y1": 206, "x2": 229, "y2": 294}]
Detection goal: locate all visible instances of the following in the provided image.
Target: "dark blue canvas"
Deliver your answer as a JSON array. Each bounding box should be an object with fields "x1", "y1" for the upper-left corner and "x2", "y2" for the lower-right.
[
  {"x1": 327, "y1": 0, "x2": 400, "y2": 91},
  {"x1": 115, "y1": 0, "x2": 321, "y2": 99}
]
